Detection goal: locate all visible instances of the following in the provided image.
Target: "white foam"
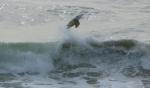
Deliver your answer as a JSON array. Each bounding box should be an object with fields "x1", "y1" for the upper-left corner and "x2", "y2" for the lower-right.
[
  {"x1": 1, "y1": 51, "x2": 53, "y2": 74},
  {"x1": 100, "y1": 77, "x2": 144, "y2": 88}
]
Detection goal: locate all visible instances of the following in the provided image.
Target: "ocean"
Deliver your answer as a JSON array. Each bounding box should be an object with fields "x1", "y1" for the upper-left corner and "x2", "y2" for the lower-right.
[{"x1": 0, "y1": 0, "x2": 150, "y2": 88}]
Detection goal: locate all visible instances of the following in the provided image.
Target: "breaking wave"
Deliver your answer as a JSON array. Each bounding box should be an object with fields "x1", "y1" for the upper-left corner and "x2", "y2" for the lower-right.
[{"x1": 0, "y1": 38, "x2": 150, "y2": 78}]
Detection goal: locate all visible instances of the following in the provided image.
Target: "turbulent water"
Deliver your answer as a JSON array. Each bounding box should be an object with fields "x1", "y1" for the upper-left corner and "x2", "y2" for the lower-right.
[{"x1": 0, "y1": 0, "x2": 150, "y2": 88}]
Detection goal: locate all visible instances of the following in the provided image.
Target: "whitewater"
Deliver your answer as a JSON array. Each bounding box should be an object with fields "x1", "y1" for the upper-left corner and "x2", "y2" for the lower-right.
[{"x1": 0, "y1": 0, "x2": 150, "y2": 88}]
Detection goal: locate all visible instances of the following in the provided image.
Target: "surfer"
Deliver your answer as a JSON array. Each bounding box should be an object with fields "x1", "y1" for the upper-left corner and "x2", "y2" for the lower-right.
[{"x1": 66, "y1": 14, "x2": 84, "y2": 29}]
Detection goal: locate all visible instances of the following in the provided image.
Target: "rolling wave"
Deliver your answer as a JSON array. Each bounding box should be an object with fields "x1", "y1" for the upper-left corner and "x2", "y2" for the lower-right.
[{"x1": 0, "y1": 39, "x2": 150, "y2": 77}]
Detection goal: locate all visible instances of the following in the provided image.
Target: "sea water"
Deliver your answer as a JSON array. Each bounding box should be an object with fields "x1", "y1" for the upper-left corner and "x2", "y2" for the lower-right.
[{"x1": 0, "y1": 0, "x2": 150, "y2": 88}]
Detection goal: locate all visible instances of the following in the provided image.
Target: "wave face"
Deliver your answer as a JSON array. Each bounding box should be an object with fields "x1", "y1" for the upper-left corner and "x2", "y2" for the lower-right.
[
  {"x1": 0, "y1": 39, "x2": 150, "y2": 78},
  {"x1": 0, "y1": 43, "x2": 54, "y2": 74}
]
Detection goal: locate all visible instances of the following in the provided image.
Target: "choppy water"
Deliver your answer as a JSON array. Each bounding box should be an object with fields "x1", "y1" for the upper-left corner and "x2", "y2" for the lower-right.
[{"x1": 0, "y1": 0, "x2": 150, "y2": 88}]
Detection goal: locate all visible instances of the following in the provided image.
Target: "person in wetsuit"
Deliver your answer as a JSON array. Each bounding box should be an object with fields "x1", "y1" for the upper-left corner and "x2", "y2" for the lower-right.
[{"x1": 66, "y1": 14, "x2": 84, "y2": 29}]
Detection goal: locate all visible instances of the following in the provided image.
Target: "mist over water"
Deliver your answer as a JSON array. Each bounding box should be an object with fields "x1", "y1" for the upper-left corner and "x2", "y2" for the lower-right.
[{"x1": 0, "y1": 0, "x2": 150, "y2": 88}]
